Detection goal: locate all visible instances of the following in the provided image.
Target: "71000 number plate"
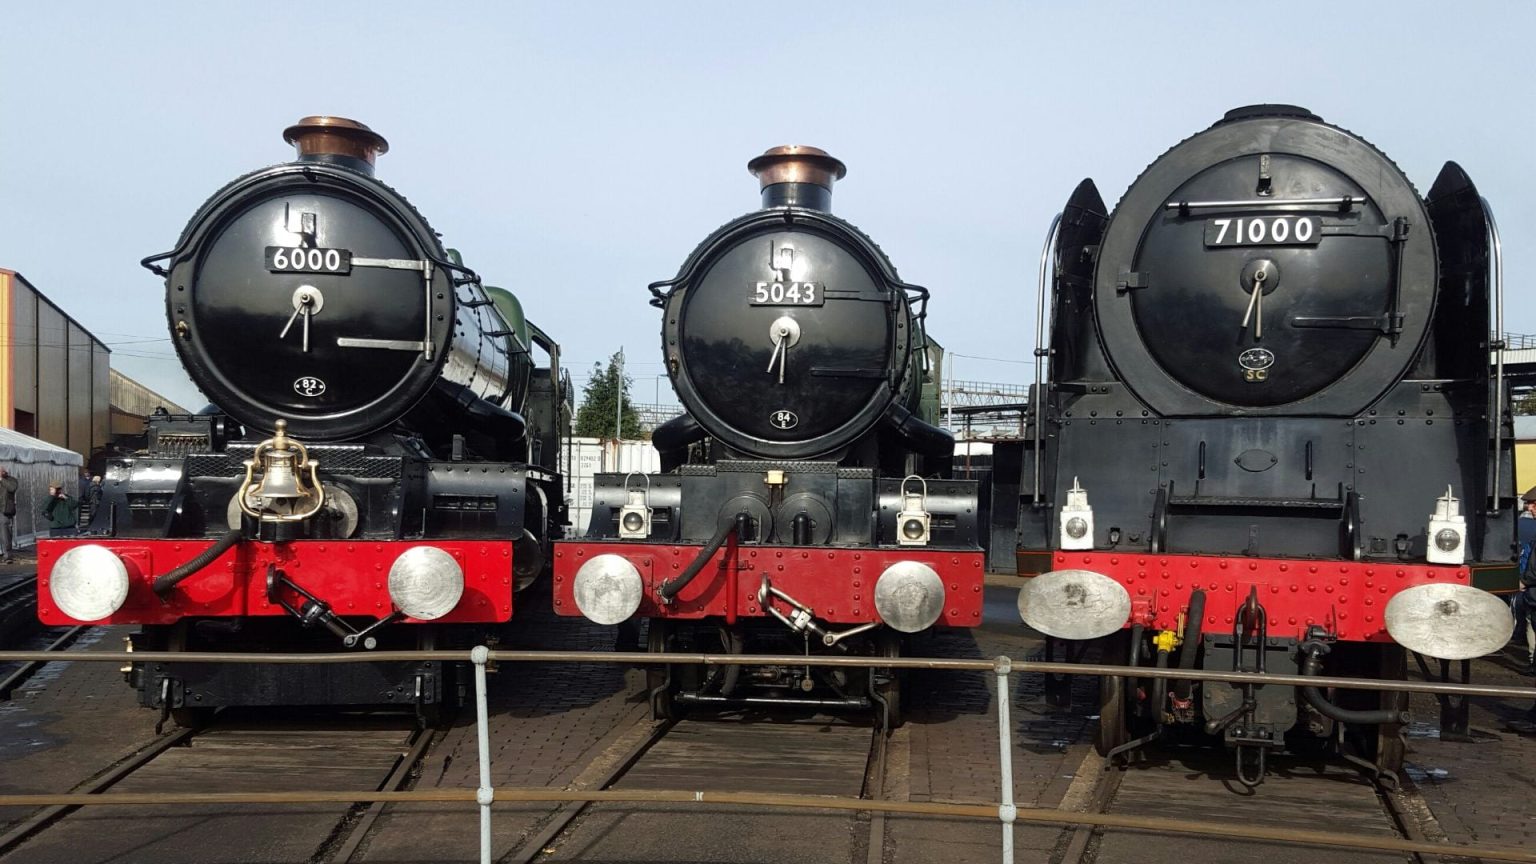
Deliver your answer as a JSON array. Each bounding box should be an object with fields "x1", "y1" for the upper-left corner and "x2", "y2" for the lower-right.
[
  {"x1": 266, "y1": 246, "x2": 353, "y2": 274},
  {"x1": 1204, "y1": 216, "x2": 1320, "y2": 247}
]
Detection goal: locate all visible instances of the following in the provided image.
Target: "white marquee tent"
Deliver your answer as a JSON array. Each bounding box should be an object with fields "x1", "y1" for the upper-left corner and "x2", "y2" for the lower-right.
[{"x1": 0, "y1": 427, "x2": 84, "y2": 547}]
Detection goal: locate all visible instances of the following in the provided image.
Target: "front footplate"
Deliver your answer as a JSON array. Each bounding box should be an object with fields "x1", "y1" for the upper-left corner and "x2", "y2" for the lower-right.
[{"x1": 135, "y1": 652, "x2": 456, "y2": 712}]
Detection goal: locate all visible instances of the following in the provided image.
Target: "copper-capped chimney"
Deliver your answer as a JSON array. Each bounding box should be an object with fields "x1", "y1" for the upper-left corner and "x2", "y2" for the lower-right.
[
  {"x1": 282, "y1": 116, "x2": 389, "y2": 176},
  {"x1": 747, "y1": 145, "x2": 846, "y2": 212}
]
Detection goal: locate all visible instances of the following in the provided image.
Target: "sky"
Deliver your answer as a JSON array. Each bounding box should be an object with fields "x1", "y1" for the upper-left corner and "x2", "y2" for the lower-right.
[{"x1": 2, "y1": 1, "x2": 1533, "y2": 412}]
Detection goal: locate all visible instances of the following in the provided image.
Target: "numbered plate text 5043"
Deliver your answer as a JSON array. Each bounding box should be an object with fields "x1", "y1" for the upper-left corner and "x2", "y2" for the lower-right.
[
  {"x1": 1203, "y1": 216, "x2": 1320, "y2": 248},
  {"x1": 266, "y1": 246, "x2": 353, "y2": 274},
  {"x1": 749, "y1": 281, "x2": 824, "y2": 306}
]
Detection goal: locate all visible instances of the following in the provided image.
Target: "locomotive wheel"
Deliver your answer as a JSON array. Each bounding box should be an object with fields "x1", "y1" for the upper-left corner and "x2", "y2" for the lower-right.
[
  {"x1": 873, "y1": 630, "x2": 904, "y2": 730},
  {"x1": 1095, "y1": 671, "x2": 1129, "y2": 756},
  {"x1": 413, "y1": 626, "x2": 450, "y2": 730},
  {"x1": 164, "y1": 623, "x2": 215, "y2": 729},
  {"x1": 646, "y1": 620, "x2": 678, "y2": 721},
  {"x1": 170, "y1": 706, "x2": 215, "y2": 729}
]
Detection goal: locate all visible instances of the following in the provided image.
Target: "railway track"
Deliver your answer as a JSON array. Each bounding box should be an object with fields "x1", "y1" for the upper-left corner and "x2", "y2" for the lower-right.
[
  {"x1": 0, "y1": 711, "x2": 441, "y2": 864},
  {"x1": 1049, "y1": 745, "x2": 1439, "y2": 864},
  {"x1": 503, "y1": 709, "x2": 895, "y2": 864},
  {"x1": 0, "y1": 574, "x2": 36, "y2": 610},
  {"x1": 0, "y1": 574, "x2": 88, "y2": 700}
]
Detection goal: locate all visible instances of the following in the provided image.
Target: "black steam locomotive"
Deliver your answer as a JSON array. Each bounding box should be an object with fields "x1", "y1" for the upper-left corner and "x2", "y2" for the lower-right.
[
  {"x1": 38, "y1": 117, "x2": 568, "y2": 724},
  {"x1": 1014, "y1": 105, "x2": 1514, "y2": 781},
  {"x1": 554, "y1": 147, "x2": 984, "y2": 724}
]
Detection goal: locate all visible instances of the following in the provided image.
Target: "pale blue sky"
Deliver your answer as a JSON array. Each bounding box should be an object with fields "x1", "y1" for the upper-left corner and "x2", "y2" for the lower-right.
[{"x1": 3, "y1": 1, "x2": 1532, "y2": 410}]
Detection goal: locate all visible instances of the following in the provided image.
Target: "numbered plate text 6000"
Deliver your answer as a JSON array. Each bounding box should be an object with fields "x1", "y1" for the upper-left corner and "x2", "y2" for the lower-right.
[{"x1": 266, "y1": 246, "x2": 353, "y2": 274}]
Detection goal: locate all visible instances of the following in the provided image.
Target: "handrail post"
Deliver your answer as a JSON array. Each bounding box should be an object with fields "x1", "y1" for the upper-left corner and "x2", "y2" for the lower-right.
[
  {"x1": 995, "y1": 655, "x2": 1016, "y2": 864},
  {"x1": 472, "y1": 645, "x2": 494, "y2": 864}
]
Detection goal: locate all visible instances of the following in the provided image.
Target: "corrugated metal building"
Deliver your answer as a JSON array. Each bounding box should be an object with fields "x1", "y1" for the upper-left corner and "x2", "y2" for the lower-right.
[
  {"x1": 109, "y1": 368, "x2": 187, "y2": 438},
  {"x1": 0, "y1": 269, "x2": 110, "y2": 460}
]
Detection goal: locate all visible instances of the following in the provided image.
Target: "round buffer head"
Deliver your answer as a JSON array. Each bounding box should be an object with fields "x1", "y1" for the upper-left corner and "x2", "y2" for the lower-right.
[
  {"x1": 1384, "y1": 583, "x2": 1514, "y2": 660},
  {"x1": 1017, "y1": 569, "x2": 1132, "y2": 641}
]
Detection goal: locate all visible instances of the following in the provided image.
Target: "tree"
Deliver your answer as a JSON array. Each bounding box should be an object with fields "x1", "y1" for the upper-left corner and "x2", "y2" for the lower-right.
[
  {"x1": 574, "y1": 351, "x2": 643, "y2": 439},
  {"x1": 1515, "y1": 391, "x2": 1536, "y2": 416}
]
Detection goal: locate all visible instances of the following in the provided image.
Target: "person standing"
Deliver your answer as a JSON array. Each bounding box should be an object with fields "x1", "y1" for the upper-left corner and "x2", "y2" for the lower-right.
[
  {"x1": 1517, "y1": 488, "x2": 1536, "y2": 676},
  {"x1": 42, "y1": 483, "x2": 79, "y2": 538},
  {"x1": 81, "y1": 474, "x2": 103, "y2": 528},
  {"x1": 0, "y1": 467, "x2": 17, "y2": 562}
]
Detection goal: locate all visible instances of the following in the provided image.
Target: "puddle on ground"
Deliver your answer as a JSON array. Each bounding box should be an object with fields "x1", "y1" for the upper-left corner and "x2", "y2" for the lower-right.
[
  {"x1": 1403, "y1": 763, "x2": 1450, "y2": 783},
  {"x1": 1405, "y1": 722, "x2": 1441, "y2": 739},
  {"x1": 15, "y1": 627, "x2": 108, "y2": 692}
]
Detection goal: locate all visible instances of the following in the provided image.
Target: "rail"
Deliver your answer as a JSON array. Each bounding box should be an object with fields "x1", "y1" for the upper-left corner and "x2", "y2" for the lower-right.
[{"x1": 2, "y1": 648, "x2": 1535, "y2": 864}]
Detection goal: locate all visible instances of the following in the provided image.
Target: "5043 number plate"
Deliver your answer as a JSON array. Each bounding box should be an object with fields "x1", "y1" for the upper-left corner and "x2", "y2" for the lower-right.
[
  {"x1": 266, "y1": 246, "x2": 353, "y2": 274},
  {"x1": 749, "y1": 281, "x2": 824, "y2": 306},
  {"x1": 1204, "y1": 216, "x2": 1320, "y2": 247}
]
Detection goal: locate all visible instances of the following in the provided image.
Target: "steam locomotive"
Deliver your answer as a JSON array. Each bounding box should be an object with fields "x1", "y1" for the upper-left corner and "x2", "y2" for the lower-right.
[
  {"x1": 37, "y1": 117, "x2": 569, "y2": 724},
  {"x1": 1014, "y1": 105, "x2": 1514, "y2": 781},
  {"x1": 553, "y1": 147, "x2": 983, "y2": 725}
]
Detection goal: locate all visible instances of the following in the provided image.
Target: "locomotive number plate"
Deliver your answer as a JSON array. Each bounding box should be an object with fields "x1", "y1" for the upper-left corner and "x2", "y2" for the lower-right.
[
  {"x1": 1204, "y1": 216, "x2": 1320, "y2": 247},
  {"x1": 750, "y1": 281, "x2": 824, "y2": 306},
  {"x1": 266, "y1": 246, "x2": 353, "y2": 274}
]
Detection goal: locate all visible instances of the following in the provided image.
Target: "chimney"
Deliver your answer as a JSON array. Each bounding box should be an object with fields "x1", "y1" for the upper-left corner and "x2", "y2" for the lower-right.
[
  {"x1": 747, "y1": 145, "x2": 846, "y2": 212},
  {"x1": 282, "y1": 116, "x2": 389, "y2": 176}
]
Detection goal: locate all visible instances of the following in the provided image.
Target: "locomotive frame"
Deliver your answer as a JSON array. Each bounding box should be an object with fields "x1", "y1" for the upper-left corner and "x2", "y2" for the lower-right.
[
  {"x1": 553, "y1": 147, "x2": 984, "y2": 725},
  {"x1": 37, "y1": 117, "x2": 570, "y2": 725},
  {"x1": 1012, "y1": 105, "x2": 1515, "y2": 783}
]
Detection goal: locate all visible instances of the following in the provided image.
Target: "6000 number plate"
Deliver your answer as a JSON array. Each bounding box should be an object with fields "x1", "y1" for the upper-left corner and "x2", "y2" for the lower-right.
[{"x1": 266, "y1": 246, "x2": 353, "y2": 274}]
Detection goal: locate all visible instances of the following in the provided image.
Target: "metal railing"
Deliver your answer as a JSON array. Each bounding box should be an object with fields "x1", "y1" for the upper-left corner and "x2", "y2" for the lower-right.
[{"x1": 2, "y1": 648, "x2": 1535, "y2": 864}]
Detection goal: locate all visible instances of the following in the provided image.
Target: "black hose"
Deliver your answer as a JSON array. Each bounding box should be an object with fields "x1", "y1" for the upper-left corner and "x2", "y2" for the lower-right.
[
  {"x1": 1298, "y1": 643, "x2": 1411, "y2": 726},
  {"x1": 153, "y1": 529, "x2": 243, "y2": 597},
  {"x1": 1125, "y1": 623, "x2": 1144, "y2": 721},
  {"x1": 717, "y1": 625, "x2": 744, "y2": 697},
  {"x1": 657, "y1": 519, "x2": 739, "y2": 601},
  {"x1": 1175, "y1": 589, "x2": 1206, "y2": 700}
]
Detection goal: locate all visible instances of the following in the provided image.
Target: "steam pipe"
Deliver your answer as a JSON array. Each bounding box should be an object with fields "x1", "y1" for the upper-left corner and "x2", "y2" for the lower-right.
[
  {"x1": 1484, "y1": 197, "x2": 1506, "y2": 514},
  {"x1": 885, "y1": 402, "x2": 954, "y2": 458},
  {"x1": 1032, "y1": 212, "x2": 1062, "y2": 506}
]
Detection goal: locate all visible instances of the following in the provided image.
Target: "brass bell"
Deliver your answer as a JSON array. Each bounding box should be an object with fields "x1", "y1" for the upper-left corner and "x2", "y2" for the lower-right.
[
  {"x1": 237, "y1": 419, "x2": 325, "y2": 522},
  {"x1": 256, "y1": 449, "x2": 305, "y2": 500}
]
